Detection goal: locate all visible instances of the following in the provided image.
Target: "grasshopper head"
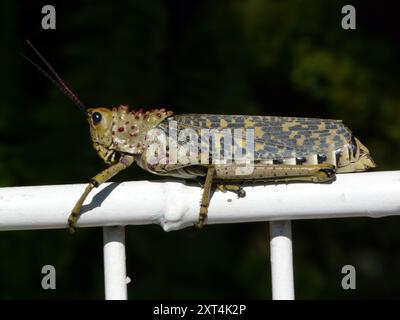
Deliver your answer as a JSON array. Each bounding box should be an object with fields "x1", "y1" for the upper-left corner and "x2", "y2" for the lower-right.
[
  {"x1": 86, "y1": 108, "x2": 116, "y2": 164},
  {"x1": 87, "y1": 105, "x2": 173, "y2": 163},
  {"x1": 87, "y1": 108, "x2": 114, "y2": 147}
]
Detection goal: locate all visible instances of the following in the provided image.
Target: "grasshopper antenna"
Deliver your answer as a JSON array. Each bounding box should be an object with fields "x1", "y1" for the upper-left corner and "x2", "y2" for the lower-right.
[{"x1": 21, "y1": 40, "x2": 88, "y2": 114}]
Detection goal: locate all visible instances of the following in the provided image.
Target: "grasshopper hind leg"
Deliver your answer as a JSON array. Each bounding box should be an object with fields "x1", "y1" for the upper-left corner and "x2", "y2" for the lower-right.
[{"x1": 194, "y1": 163, "x2": 335, "y2": 229}]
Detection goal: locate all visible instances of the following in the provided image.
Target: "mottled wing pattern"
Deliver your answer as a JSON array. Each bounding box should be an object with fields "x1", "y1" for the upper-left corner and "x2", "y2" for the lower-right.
[{"x1": 161, "y1": 114, "x2": 353, "y2": 161}]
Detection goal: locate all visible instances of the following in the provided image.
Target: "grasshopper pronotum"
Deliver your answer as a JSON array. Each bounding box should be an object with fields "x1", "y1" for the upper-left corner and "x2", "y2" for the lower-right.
[{"x1": 23, "y1": 42, "x2": 376, "y2": 232}]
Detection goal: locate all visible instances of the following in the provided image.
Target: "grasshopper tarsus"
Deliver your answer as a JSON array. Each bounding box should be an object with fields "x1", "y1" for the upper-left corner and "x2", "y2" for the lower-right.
[
  {"x1": 68, "y1": 225, "x2": 76, "y2": 234},
  {"x1": 67, "y1": 217, "x2": 77, "y2": 234},
  {"x1": 216, "y1": 183, "x2": 246, "y2": 198},
  {"x1": 237, "y1": 187, "x2": 246, "y2": 198},
  {"x1": 194, "y1": 221, "x2": 205, "y2": 229},
  {"x1": 195, "y1": 205, "x2": 208, "y2": 229}
]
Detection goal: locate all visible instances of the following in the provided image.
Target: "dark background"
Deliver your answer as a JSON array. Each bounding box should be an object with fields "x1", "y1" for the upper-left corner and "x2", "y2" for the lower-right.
[{"x1": 0, "y1": 0, "x2": 399, "y2": 299}]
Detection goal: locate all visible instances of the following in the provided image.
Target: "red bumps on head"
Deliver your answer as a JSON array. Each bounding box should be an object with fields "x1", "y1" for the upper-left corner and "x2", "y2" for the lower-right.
[
  {"x1": 118, "y1": 105, "x2": 129, "y2": 112},
  {"x1": 135, "y1": 108, "x2": 144, "y2": 118}
]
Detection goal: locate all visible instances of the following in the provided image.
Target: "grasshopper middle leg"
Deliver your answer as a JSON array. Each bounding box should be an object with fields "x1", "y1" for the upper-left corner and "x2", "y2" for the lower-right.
[
  {"x1": 195, "y1": 165, "x2": 216, "y2": 229},
  {"x1": 216, "y1": 183, "x2": 246, "y2": 198}
]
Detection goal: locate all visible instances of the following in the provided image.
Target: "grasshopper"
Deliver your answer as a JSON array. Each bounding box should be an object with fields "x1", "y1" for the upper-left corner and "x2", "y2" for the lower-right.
[{"x1": 24, "y1": 42, "x2": 376, "y2": 232}]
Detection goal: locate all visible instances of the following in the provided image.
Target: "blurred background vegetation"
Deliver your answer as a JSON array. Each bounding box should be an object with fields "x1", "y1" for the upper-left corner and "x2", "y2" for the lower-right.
[{"x1": 0, "y1": 0, "x2": 399, "y2": 299}]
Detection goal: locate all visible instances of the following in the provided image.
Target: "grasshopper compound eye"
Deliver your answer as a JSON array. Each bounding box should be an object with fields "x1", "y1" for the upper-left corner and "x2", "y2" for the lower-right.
[{"x1": 92, "y1": 112, "x2": 102, "y2": 124}]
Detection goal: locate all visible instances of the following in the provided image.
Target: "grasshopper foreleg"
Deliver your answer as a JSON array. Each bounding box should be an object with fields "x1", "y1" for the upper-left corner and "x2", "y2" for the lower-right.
[{"x1": 67, "y1": 155, "x2": 134, "y2": 233}]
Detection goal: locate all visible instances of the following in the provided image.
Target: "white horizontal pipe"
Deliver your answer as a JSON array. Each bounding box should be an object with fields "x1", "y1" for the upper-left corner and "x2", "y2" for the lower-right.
[
  {"x1": 103, "y1": 226, "x2": 128, "y2": 300},
  {"x1": 0, "y1": 171, "x2": 399, "y2": 232}
]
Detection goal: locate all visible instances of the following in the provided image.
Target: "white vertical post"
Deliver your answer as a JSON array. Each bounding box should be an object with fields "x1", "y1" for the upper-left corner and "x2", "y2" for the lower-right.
[
  {"x1": 103, "y1": 226, "x2": 128, "y2": 300},
  {"x1": 269, "y1": 221, "x2": 295, "y2": 300}
]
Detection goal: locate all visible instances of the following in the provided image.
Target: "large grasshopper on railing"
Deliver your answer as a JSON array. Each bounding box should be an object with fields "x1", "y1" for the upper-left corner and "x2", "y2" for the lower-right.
[{"x1": 23, "y1": 41, "x2": 376, "y2": 233}]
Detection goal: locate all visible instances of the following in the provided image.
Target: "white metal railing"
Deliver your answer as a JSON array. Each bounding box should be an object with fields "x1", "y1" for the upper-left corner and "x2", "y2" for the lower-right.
[{"x1": 0, "y1": 170, "x2": 399, "y2": 299}]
